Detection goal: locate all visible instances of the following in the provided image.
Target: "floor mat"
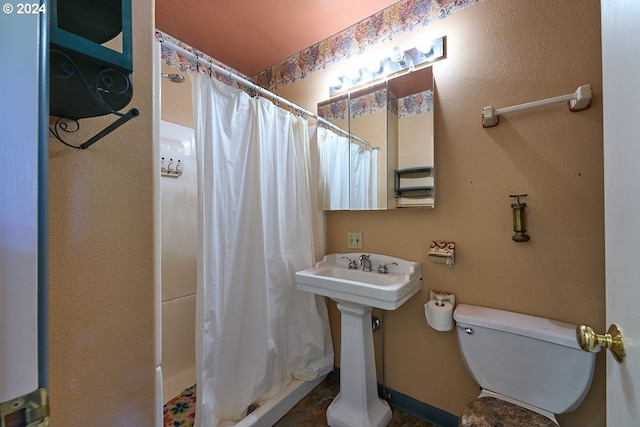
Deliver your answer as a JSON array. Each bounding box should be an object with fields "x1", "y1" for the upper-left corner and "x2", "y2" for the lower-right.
[{"x1": 164, "y1": 384, "x2": 196, "y2": 427}]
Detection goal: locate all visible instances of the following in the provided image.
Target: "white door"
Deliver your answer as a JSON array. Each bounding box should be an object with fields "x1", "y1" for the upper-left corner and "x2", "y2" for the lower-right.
[
  {"x1": 602, "y1": 1, "x2": 640, "y2": 424},
  {"x1": 0, "y1": 2, "x2": 48, "y2": 402},
  {"x1": 0, "y1": 2, "x2": 48, "y2": 420}
]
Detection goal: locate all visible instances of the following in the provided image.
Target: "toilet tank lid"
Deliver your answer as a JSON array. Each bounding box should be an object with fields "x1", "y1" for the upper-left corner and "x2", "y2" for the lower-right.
[{"x1": 454, "y1": 304, "x2": 587, "y2": 350}]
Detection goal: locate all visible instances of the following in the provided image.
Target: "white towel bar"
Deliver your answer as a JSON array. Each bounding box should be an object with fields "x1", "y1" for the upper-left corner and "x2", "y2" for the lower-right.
[{"x1": 482, "y1": 84, "x2": 592, "y2": 127}]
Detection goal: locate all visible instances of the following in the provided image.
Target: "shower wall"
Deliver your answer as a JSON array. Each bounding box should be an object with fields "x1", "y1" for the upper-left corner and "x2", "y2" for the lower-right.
[
  {"x1": 160, "y1": 120, "x2": 197, "y2": 402},
  {"x1": 160, "y1": 63, "x2": 197, "y2": 402}
]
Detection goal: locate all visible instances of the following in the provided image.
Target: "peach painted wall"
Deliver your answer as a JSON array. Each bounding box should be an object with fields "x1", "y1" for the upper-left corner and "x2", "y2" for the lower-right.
[
  {"x1": 48, "y1": 1, "x2": 157, "y2": 425},
  {"x1": 276, "y1": 1, "x2": 605, "y2": 426},
  {"x1": 161, "y1": 63, "x2": 193, "y2": 128}
]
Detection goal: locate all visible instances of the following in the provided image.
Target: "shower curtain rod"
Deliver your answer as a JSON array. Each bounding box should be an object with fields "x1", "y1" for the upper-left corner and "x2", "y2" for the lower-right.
[{"x1": 158, "y1": 37, "x2": 379, "y2": 151}]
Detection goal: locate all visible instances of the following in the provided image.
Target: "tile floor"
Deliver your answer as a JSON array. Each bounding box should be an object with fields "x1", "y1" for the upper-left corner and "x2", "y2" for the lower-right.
[{"x1": 164, "y1": 377, "x2": 437, "y2": 427}]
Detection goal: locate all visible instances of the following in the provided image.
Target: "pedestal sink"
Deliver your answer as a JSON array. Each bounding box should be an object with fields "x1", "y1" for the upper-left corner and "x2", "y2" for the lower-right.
[{"x1": 295, "y1": 253, "x2": 423, "y2": 427}]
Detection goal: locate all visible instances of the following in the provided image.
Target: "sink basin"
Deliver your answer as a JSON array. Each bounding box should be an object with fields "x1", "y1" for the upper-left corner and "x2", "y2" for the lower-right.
[
  {"x1": 295, "y1": 253, "x2": 423, "y2": 310},
  {"x1": 296, "y1": 253, "x2": 423, "y2": 426}
]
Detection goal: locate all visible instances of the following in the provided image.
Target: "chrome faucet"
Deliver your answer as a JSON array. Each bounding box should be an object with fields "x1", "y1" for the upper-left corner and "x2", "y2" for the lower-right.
[
  {"x1": 341, "y1": 256, "x2": 358, "y2": 269},
  {"x1": 359, "y1": 254, "x2": 372, "y2": 272},
  {"x1": 377, "y1": 262, "x2": 398, "y2": 274}
]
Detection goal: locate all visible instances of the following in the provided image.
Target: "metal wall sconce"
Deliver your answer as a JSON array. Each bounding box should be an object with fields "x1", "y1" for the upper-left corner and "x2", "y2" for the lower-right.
[{"x1": 510, "y1": 194, "x2": 530, "y2": 242}]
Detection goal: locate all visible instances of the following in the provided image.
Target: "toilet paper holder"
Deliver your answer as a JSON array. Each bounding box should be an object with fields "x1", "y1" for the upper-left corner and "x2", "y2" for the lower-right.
[
  {"x1": 429, "y1": 289, "x2": 455, "y2": 306},
  {"x1": 425, "y1": 290, "x2": 456, "y2": 332}
]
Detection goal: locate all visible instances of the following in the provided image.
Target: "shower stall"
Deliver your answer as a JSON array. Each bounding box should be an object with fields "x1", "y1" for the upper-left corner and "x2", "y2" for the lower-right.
[{"x1": 156, "y1": 36, "x2": 334, "y2": 427}]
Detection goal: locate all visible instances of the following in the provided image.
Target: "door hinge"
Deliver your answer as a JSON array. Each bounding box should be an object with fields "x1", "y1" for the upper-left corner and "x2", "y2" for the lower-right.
[{"x1": 1, "y1": 388, "x2": 49, "y2": 427}]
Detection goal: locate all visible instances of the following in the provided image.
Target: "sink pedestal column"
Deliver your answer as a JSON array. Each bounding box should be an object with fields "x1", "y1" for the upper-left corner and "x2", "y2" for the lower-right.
[{"x1": 327, "y1": 302, "x2": 391, "y2": 427}]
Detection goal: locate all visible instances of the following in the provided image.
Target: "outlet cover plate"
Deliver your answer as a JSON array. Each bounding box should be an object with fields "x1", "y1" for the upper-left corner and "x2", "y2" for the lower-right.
[{"x1": 347, "y1": 232, "x2": 363, "y2": 249}]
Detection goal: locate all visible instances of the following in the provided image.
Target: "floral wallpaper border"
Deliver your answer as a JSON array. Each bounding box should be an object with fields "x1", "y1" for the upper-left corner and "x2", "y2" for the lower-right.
[
  {"x1": 318, "y1": 96, "x2": 349, "y2": 121},
  {"x1": 158, "y1": 0, "x2": 480, "y2": 92},
  {"x1": 399, "y1": 90, "x2": 434, "y2": 117},
  {"x1": 254, "y1": 0, "x2": 480, "y2": 90},
  {"x1": 319, "y1": 88, "x2": 433, "y2": 121},
  {"x1": 350, "y1": 88, "x2": 388, "y2": 119}
]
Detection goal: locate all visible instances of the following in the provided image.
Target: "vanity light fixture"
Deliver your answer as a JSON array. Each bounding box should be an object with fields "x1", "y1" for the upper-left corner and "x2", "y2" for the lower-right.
[
  {"x1": 391, "y1": 46, "x2": 405, "y2": 63},
  {"x1": 329, "y1": 36, "x2": 446, "y2": 96},
  {"x1": 364, "y1": 57, "x2": 382, "y2": 75},
  {"x1": 417, "y1": 39, "x2": 435, "y2": 56}
]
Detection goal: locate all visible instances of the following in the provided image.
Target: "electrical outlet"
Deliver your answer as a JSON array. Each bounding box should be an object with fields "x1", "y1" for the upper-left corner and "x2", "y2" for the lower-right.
[{"x1": 347, "y1": 232, "x2": 363, "y2": 249}]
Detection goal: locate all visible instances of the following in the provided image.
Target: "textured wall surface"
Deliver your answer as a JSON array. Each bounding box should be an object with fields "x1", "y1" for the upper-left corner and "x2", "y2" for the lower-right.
[
  {"x1": 48, "y1": 1, "x2": 157, "y2": 425},
  {"x1": 276, "y1": 1, "x2": 605, "y2": 426}
]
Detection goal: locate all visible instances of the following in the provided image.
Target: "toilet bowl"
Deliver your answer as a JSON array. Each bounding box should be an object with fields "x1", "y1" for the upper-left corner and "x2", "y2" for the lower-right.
[{"x1": 453, "y1": 304, "x2": 598, "y2": 426}]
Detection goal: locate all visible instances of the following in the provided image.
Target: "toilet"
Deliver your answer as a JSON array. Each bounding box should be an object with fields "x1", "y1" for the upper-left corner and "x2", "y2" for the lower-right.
[{"x1": 453, "y1": 304, "x2": 597, "y2": 426}]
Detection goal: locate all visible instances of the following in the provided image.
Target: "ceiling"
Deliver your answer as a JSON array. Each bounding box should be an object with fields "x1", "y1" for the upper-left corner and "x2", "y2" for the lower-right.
[{"x1": 155, "y1": 0, "x2": 401, "y2": 77}]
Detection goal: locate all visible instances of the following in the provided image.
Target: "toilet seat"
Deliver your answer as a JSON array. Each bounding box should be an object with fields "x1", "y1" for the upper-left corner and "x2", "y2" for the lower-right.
[{"x1": 460, "y1": 394, "x2": 558, "y2": 427}]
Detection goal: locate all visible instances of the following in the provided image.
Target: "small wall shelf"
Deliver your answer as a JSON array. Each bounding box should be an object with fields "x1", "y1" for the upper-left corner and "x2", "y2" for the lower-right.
[
  {"x1": 49, "y1": 0, "x2": 137, "y2": 149},
  {"x1": 394, "y1": 167, "x2": 434, "y2": 198}
]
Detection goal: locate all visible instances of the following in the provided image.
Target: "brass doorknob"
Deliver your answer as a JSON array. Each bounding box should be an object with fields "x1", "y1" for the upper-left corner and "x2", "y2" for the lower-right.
[{"x1": 576, "y1": 323, "x2": 626, "y2": 363}]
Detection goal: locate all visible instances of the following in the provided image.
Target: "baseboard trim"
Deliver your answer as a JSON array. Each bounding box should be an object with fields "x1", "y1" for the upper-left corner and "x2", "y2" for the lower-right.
[{"x1": 328, "y1": 368, "x2": 459, "y2": 427}]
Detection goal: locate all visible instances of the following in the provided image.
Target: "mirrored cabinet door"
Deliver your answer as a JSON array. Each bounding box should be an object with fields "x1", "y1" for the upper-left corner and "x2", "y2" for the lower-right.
[{"x1": 389, "y1": 67, "x2": 435, "y2": 208}]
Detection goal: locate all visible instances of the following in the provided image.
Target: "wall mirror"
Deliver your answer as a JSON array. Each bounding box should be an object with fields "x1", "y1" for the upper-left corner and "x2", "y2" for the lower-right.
[
  {"x1": 390, "y1": 67, "x2": 435, "y2": 208},
  {"x1": 317, "y1": 66, "x2": 435, "y2": 210},
  {"x1": 317, "y1": 94, "x2": 351, "y2": 210}
]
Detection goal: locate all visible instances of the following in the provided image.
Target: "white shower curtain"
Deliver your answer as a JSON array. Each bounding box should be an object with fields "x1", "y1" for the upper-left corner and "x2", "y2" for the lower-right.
[
  {"x1": 317, "y1": 126, "x2": 350, "y2": 210},
  {"x1": 191, "y1": 73, "x2": 334, "y2": 426},
  {"x1": 316, "y1": 126, "x2": 379, "y2": 210},
  {"x1": 350, "y1": 144, "x2": 378, "y2": 210}
]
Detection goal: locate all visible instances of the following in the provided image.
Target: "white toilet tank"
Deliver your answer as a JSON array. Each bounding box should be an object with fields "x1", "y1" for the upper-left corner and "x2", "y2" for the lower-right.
[{"x1": 454, "y1": 304, "x2": 597, "y2": 415}]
